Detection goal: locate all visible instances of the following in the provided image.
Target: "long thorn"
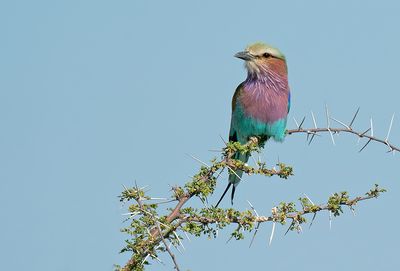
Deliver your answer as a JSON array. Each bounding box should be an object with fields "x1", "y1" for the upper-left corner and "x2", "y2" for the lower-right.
[
  {"x1": 173, "y1": 231, "x2": 185, "y2": 251},
  {"x1": 385, "y1": 113, "x2": 395, "y2": 141},
  {"x1": 219, "y1": 135, "x2": 227, "y2": 145},
  {"x1": 269, "y1": 222, "x2": 276, "y2": 246},
  {"x1": 331, "y1": 117, "x2": 351, "y2": 129},
  {"x1": 151, "y1": 253, "x2": 164, "y2": 265},
  {"x1": 360, "y1": 128, "x2": 371, "y2": 137},
  {"x1": 173, "y1": 243, "x2": 183, "y2": 254},
  {"x1": 122, "y1": 184, "x2": 130, "y2": 193},
  {"x1": 249, "y1": 222, "x2": 260, "y2": 248},
  {"x1": 186, "y1": 153, "x2": 210, "y2": 168},
  {"x1": 293, "y1": 117, "x2": 299, "y2": 128},
  {"x1": 308, "y1": 133, "x2": 316, "y2": 145},
  {"x1": 325, "y1": 104, "x2": 331, "y2": 128},
  {"x1": 303, "y1": 193, "x2": 315, "y2": 205},
  {"x1": 309, "y1": 213, "x2": 317, "y2": 229},
  {"x1": 285, "y1": 221, "x2": 294, "y2": 236},
  {"x1": 247, "y1": 200, "x2": 260, "y2": 216},
  {"x1": 349, "y1": 107, "x2": 360, "y2": 128},
  {"x1": 308, "y1": 112, "x2": 318, "y2": 145},
  {"x1": 311, "y1": 111, "x2": 318, "y2": 128},
  {"x1": 226, "y1": 165, "x2": 242, "y2": 180},
  {"x1": 250, "y1": 155, "x2": 259, "y2": 170},
  {"x1": 370, "y1": 118, "x2": 374, "y2": 137},
  {"x1": 328, "y1": 128, "x2": 336, "y2": 145},
  {"x1": 299, "y1": 116, "x2": 306, "y2": 129},
  {"x1": 141, "y1": 254, "x2": 151, "y2": 266},
  {"x1": 359, "y1": 138, "x2": 372, "y2": 152}
]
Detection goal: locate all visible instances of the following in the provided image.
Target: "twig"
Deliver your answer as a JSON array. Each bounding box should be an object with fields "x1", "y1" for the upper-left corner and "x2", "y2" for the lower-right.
[
  {"x1": 289, "y1": 109, "x2": 399, "y2": 152},
  {"x1": 181, "y1": 193, "x2": 380, "y2": 226},
  {"x1": 287, "y1": 127, "x2": 399, "y2": 152},
  {"x1": 157, "y1": 223, "x2": 181, "y2": 271}
]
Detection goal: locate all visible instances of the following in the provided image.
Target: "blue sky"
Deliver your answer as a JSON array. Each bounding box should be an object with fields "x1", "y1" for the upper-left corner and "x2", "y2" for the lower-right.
[{"x1": 1, "y1": 1, "x2": 399, "y2": 270}]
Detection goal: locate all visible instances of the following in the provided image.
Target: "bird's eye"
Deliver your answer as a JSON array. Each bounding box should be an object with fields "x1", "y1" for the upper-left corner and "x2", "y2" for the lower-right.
[{"x1": 263, "y1": 53, "x2": 271, "y2": 58}]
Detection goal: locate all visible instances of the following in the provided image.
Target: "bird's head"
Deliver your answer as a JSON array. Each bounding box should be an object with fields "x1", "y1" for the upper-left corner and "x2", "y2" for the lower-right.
[{"x1": 235, "y1": 42, "x2": 287, "y2": 77}]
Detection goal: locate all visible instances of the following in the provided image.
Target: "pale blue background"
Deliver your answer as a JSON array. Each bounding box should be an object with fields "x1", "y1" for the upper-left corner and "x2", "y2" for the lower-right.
[{"x1": 1, "y1": 0, "x2": 399, "y2": 270}]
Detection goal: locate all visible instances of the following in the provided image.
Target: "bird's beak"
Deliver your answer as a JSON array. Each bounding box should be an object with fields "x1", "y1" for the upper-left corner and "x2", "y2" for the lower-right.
[{"x1": 234, "y1": 51, "x2": 253, "y2": 61}]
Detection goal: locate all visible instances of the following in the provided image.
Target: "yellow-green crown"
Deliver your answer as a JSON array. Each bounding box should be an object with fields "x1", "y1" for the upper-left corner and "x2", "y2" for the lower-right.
[{"x1": 246, "y1": 42, "x2": 285, "y2": 60}]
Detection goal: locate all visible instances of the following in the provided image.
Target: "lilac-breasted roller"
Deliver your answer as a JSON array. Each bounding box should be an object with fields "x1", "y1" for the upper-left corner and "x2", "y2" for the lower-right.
[{"x1": 216, "y1": 42, "x2": 290, "y2": 207}]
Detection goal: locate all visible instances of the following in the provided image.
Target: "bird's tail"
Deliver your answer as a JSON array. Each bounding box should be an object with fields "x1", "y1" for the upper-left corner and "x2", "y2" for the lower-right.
[{"x1": 215, "y1": 151, "x2": 250, "y2": 207}]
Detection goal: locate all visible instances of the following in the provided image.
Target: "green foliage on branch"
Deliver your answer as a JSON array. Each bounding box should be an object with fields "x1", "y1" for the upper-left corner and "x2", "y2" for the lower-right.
[{"x1": 115, "y1": 140, "x2": 386, "y2": 271}]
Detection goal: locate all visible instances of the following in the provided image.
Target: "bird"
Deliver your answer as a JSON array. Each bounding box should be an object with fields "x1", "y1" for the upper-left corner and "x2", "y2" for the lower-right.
[{"x1": 215, "y1": 42, "x2": 291, "y2": 207}]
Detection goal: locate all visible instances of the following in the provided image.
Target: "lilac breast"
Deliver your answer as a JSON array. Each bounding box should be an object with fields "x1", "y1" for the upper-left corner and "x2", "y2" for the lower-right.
[{"x1": 240, "y1": 78, "x2": 289, "y2": 123}]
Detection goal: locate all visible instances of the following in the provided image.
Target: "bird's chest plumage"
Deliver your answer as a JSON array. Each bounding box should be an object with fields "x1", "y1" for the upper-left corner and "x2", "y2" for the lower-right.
[
  {"x1": 231, "y1": 79, "x2": 289, "y2": 143},
  {"x1": 240, "y1": 81, "x2": 289, "y2": 123}
]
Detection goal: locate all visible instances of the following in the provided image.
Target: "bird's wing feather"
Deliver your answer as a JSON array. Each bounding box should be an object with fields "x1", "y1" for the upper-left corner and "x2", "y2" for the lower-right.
[
  {"x1": 229, "y1": 82, "x2": 244, "y2": 142},
  {"x1": 231, "y1": 82, "x2": 244, "y2": 113}
]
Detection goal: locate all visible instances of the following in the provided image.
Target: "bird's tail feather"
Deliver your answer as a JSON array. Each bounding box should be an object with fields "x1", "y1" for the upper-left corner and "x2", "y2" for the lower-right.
[
  {"x1": 228, "y1": 151, "x2": 250, "y2": 184},
  {"x1": 228, "y1": 151, "x2": 250, "y2": 204},
  {"x1": 215, "y1": 151, "x2": 249, "y2": 207},
  {"x1": 215, "y1": 182, "x2": 231, "y2": 208}
]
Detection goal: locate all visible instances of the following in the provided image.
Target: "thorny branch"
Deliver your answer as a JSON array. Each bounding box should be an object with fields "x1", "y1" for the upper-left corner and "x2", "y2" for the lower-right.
[
  {"x1": 287, "y1": 127, "x2": 399, "y2": 152},
  {"x1": 117, "y1": 139, "x2": 292, "y2": 271},
  {"x1": 116, "y1": 109, "x2": 396, "y2": 271},
  {"x1": 180, "y1": 187, "x2": 383, "y2": 226},
  {"x1": 156, "y1": 223, "x2": 181, "y2": 271},
  {"x1": 290, "y1": 107, "x2": 399, "y2": 152}
]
